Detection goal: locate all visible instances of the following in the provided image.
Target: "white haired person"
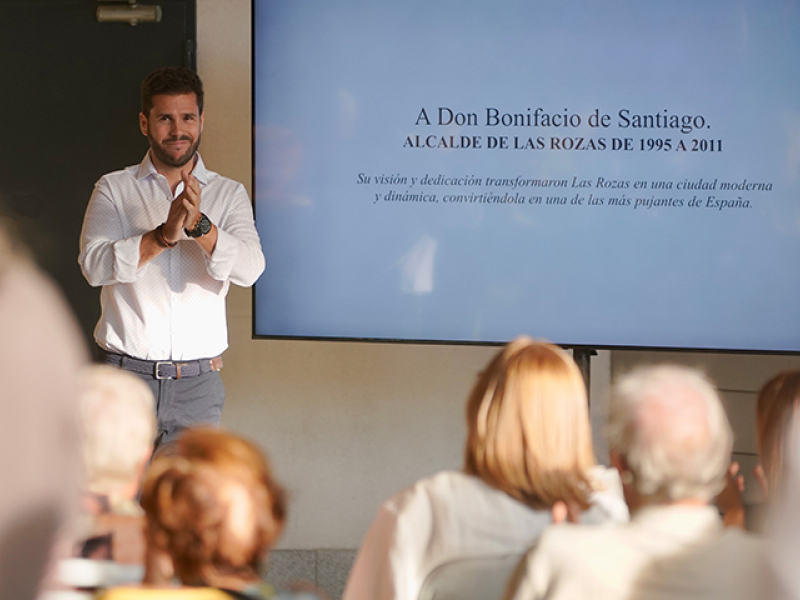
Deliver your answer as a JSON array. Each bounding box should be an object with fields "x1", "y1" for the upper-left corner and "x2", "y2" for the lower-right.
[
  {"x1": 76, "y1": 365, "x2": 156, "y2": 564},
  {"x1": 504, "y1": 365, "x2": 767, "y2": 600},
  {"x1": 343, "y1": 338, "x2": 628, "y2": 600}
]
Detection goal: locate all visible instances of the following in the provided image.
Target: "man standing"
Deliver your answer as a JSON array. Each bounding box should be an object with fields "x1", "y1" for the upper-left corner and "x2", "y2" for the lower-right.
[{"x1": 79, "y1": 67, "x2": 265, "y2": 448}]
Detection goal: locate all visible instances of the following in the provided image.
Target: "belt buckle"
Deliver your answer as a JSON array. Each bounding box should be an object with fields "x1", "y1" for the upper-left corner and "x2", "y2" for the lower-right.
[{"x1": 155, "y1": 361, "x2": 173, "y2": 380}]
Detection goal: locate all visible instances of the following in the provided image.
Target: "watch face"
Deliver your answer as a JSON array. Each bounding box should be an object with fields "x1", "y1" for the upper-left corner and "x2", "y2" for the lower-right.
[
  {"x1": 196, "y1": 214, "x2": 212, "y2": 235},
  {"x1": 187, "y1": 213, "x2": 211, "y2": 237}
]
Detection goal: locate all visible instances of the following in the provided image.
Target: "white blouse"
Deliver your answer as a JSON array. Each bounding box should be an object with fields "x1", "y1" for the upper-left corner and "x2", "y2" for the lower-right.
[{"x1": 343, "y1": 468, "x2": 628, "y2": 600}]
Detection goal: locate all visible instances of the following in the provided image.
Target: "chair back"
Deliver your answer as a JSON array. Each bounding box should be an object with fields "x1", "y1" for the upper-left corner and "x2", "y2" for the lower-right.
[{"x1": 417, "y1": 553, "x2": 524, "y2": 600}]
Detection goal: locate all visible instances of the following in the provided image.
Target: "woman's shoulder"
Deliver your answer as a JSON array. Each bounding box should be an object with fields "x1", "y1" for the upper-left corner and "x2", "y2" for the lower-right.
[
  {"x1": 385, "y1": 470, "x2": 553, "y2": 534},
  {"x1": 381, "y1": 471, "x2": 466, "y2": 509},
  {"x1": 384, "y1": 468, "x2": 628, "y2": 525},
  {"x1": 385, "y1": 471, "x2": 519, "y2": 512}
]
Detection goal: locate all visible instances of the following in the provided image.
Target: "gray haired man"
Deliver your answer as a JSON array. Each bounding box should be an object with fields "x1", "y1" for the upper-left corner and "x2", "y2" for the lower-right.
[{"x1": 505, "y1": 365, "x2": 767, "y2": 600}]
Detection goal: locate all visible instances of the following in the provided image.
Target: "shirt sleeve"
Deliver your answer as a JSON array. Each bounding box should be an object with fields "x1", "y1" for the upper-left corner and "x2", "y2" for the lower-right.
[
  {"x1": 343, "y1": 492, "x2": 432, "y2": 600},
  {"x1": 503, "y1": 531, "x2": 558, "y2": 600},
  {"x1": 205, "y1": 183, "x2": 265, "y2": 286},
  {"x1": 78, "y1": 178, "x2": 144, "y2": 287}
]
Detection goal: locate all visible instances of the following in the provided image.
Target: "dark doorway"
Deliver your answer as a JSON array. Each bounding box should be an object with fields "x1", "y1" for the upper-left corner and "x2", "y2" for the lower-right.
[{"x1": 0, "y1": 0, "x2": 196, "y2": 344}]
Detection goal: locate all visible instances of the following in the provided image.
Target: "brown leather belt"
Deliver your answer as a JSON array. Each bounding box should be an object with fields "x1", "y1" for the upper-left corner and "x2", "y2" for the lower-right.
[{"x1": 99, "y1": 349, "x2": 223, "y2": 380}]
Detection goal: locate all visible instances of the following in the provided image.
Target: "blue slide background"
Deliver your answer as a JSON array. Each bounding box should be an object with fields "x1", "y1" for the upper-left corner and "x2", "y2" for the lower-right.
[{"x1": 253, "y1": 0, "x2": 800, "y2": 351}]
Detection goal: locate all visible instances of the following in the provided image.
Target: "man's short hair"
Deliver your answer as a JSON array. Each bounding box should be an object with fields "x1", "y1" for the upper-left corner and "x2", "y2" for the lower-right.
[
  {"x1": 80, "y1": 365, "x2": 156, "y2": 496},
  {"x1": 141, "y1": 66, "x2": 204, "y2": 116},
  {"x1": 607, "y1": 365, "x2": 732, "y2": 503}
]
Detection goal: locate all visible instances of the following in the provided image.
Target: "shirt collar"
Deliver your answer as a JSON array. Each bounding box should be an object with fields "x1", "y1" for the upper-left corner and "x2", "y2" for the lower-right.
[
  {"x1": 191, "y1": 153, "x2": 210, "y2": 186},
  {"x1": 136, "y1": 151, "x2": 209, "y2": 186},
  {"x1": 136, "y1": 151, "x2": 158, "y2": 180},
  {"x1": 630, "y1": 504, "x2": 721, "y2": 537}
]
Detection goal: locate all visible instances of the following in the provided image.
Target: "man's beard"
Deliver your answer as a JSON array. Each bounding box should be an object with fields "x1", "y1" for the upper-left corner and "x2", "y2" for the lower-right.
[{"x1": 149, "y1": 133, "x2": 201, "y2": 168}]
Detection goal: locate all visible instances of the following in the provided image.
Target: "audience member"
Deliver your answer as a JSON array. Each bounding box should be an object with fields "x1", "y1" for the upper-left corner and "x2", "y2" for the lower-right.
[
  {"x1": 75, "y1": 365, "x2": 156, "y2": 563},
  {"x1": 131, "y1": 427, "x2": 318, "y2": 599},
  {"x1": 504, "y1": 365, "x2": 765, "y2": 600},
  {"x1": 715, "y1": 369, "x2": 800, "y2": 531},
  {"x1": 719, "y1": 370, "x2": 800, "y2": 597},
  {"x1": 0, "y1": 223, "x2": 87, "y2": 599},
  {"x1": 764, "y1": 408, "x2": 800, "y2": 599},
  {"x1": 754, "y1": 369, "x2": 800, "y2": 498},
  {"x1": 343, "y1": 337, "x2": 628, "y2": 600}
]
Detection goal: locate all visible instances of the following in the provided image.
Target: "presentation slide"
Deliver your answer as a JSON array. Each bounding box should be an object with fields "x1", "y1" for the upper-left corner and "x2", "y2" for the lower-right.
[{"x1": 253, "y1": 0, "x2": 800, "y2": 352}]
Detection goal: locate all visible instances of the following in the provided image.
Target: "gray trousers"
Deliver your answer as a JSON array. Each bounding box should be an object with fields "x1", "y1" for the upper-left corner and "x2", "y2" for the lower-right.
[{"x1": 134, "y1": 370, "x2": 225, "y2": 449}]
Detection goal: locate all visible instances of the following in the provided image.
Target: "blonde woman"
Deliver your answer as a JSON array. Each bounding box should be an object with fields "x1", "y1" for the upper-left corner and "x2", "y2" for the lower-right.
[{"x1": 342, "y1": 337, "x2": 627, "y2": 600}]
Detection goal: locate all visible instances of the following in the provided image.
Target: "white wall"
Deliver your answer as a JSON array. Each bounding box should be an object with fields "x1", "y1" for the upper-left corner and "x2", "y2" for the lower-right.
[
  {"x1": 196, "y1": 0, "x2": 475, "y2": 548},
  {"x1": 195, "y1": 0, "x2": 800, "y2": 552},
  {"x1": 196, "y1": 0, "x2": 616, "y2": 550}
]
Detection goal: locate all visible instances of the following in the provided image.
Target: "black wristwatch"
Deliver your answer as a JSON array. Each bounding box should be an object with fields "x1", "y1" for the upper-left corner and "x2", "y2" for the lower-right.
[{"x1": 185, "y1": 213, "x2": 212, "y2": 238}]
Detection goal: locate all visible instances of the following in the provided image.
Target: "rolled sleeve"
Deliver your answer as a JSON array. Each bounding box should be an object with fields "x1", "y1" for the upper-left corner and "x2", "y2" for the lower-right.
[
  {"x1": 205, "y1": 184, "x2": 265, "y2": 286},
  {"x1": 78, "y1": 182, "x2": 145, "y2": 287}
]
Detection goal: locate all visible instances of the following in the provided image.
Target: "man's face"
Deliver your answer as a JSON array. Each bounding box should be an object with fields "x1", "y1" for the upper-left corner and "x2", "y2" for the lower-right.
[{"x1": 139, "y1": 93, "x2": 204, "y2": 169}]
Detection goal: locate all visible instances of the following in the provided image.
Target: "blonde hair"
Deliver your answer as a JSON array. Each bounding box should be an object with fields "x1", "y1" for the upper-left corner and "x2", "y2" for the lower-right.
[
  {"x1": 80, "y1": 365, "x2": 156, "y2": 496},
  {"x1": 757, "y1": 370, "x2": 800, "y2": 497},
  {"x1": 140, "y1": 428, "x2": 286, "y2": 586},
  {"x1": 464, "y1": 337, "x2": 595, "y2": 510}
]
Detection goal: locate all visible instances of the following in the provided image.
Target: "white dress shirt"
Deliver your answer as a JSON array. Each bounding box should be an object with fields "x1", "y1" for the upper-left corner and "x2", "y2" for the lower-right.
[
  {"x1": 342, "y1": 468, "x2": 628, "y2": 600},
  {"x1": 79, "y1": 152, "x2": 265, "y2": 360}
]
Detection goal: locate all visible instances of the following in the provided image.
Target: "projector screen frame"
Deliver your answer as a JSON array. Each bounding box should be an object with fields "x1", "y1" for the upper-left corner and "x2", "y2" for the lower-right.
[{"x1": 250, "y1": 0, "x2": 800, "y2": 356}]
